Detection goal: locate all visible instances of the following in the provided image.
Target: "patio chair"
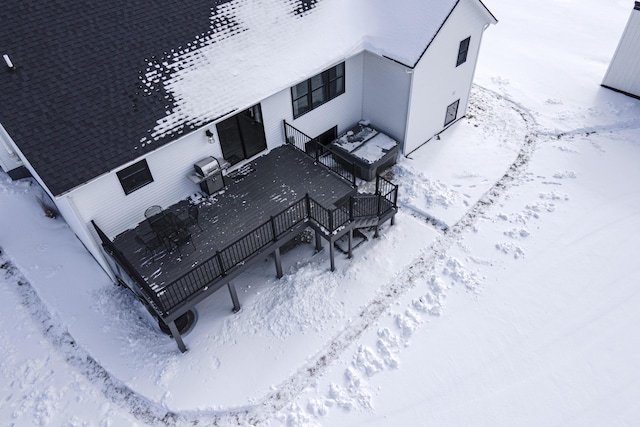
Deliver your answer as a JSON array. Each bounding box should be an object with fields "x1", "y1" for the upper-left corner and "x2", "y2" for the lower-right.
[
  {"x1": 165, "y1": 228, "x2": 196, "y2": 257},
  {"x1": 135, "y1": 234, "x2": 165, "y2": 260},
  {"x1": 182, "y1": 204, "x2": 203, "y2": 231},
  {"x1": 147, "y1": 214, "x2": 179, "y2": 249}
]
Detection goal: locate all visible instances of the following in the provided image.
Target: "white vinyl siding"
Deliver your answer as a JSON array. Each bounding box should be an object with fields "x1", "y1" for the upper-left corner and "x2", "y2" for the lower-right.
[
  {"x1": 602, "y1": 7, "x2": 640, "y2": 98},
  {"x1": 68, "y1": 130, "x2": 221, "y2": 240},
  {"x1": 362, "y1": 51, "x2": 411, "y2": 145}
]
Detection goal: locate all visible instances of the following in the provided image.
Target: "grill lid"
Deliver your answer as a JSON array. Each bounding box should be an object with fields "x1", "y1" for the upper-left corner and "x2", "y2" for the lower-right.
[{"x1": 194, "y1": 156, "x2": 220, "y2": 177}]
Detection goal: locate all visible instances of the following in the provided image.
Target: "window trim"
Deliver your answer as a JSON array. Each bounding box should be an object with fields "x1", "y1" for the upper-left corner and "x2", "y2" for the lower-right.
[
  {"x1": 444, "y1": 99, "x2": 460, "y2": 127},
  {"x1": 291, "y1": 62, "x2": 345, "y2": 119},
  {"x1": 456, "y1": 37, "x2": 471, "y2": 67},
  {"x1": 117, "y1": 159, "x2": 153, "y2": 195}
]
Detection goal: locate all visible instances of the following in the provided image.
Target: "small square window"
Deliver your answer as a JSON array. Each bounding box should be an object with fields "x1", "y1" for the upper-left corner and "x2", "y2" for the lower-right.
[
  {"x1": 117, "y1": 159, "x2": 153, "y2": 195},
  {"x1": 444, "y1": 100, "x2": 460, "y2": 126},
  {"x1": 456, "y1": 37, "x2": 471, "y2": 67}
]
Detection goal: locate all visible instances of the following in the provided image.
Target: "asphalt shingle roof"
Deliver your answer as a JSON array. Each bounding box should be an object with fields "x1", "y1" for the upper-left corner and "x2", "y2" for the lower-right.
[
  {"x1": 0, "y1": 0, "x2": 237, "y2": 195},
  {"x1": 0, "y1": 0, "x2": 477, "y2": 196}
]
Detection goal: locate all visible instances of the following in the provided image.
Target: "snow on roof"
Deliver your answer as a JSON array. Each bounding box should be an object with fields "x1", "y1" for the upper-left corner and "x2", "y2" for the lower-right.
[
  {"x1": 364, "y1": 0, "x2": 459, "y2": 65},
  {"x1": 0, "y1": 0, "x2": 473, "y2": 195},
  {"x1": 144, "y1": 0, "x2": 459, "y2": 141}
]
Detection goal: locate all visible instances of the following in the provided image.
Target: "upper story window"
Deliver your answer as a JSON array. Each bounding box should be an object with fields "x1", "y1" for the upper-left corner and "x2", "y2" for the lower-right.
[
  {"x1": 291, "y1": 62, "x2": 345, "y2": 118},
  {"x1": 117, "y1": 159, "x2": 153, "y2": 195},
  {"x1": 456, "y1": 37, "x2": 471, "y2": 67}
]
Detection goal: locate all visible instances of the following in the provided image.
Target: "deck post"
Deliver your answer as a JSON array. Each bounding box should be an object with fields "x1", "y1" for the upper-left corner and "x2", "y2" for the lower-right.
[
  {"x1": 352, "y1": 163, "x2": 356, "y2": 187},
  {"x1": 227, "y1": 281, "x2": 241, "y2": 312},
  {"x1": 349, "y1": 197, "x2": 354, "y2": 220},
  {"x1": 329, "y1": 240, "x2": 336, "y2": 271},
  {"x1": 314, "y1": 229, "x2": 323, "y2": 252},
  {"x1": 168, "y1": 321, "x2": 187, "y2": 353},
  {"x1": 270, "y1": 216, "x2": 278, "y2": 241},
  {"x1": 348, "y1": 228, "x2": 353, "y2": 259},
  {"x1": 274, "y1": 247, "x2": 283, "y2": 279}
]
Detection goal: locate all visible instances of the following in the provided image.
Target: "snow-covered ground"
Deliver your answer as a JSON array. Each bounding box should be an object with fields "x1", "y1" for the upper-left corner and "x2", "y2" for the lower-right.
[{"x1": 2, "y1": 0, "x2": 640, "y2": 425}]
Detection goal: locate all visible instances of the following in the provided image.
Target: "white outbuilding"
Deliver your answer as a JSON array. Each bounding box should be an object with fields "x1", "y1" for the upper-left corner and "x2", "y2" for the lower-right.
[{"x1": 602, "y1": 1, "x2": 640, "y2": 99}]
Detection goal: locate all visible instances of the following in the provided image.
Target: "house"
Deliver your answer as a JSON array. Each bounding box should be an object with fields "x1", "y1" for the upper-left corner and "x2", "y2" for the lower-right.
[
  {"x1": 602, "y1": 1, "x2": 640, "y2": 99},
  {"x1": 0, "y1": 0, "x2": 496, "y2": 350}
]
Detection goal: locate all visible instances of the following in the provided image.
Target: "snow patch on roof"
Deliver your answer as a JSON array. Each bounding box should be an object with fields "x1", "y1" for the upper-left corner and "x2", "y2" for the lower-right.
[
  {"x1": 144, "y1": 0, "x2": 367, "y2": 140},
  {"x1": 143, "y1": 0, "x2": 461, "y2": 140},
  {"x1": 364, "y1": 0, "x2": 458, "y2": 65}
]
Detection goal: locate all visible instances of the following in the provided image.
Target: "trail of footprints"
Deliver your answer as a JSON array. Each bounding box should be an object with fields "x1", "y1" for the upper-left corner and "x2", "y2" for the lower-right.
[{"x1": 287, "y1": 170, "x2": 574, "y2": 424}]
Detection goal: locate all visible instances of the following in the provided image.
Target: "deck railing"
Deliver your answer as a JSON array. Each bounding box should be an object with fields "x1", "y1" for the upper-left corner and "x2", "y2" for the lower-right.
[
  {"x1": 95, "y1": 178, "x2": 398, "y2": 319},
  {"x1": 375, "y1": 175, "x2": 398, "y2": 217},
  {"x1": 351, "y1": 194, "x2": 379, "y2": 218},
  {"x1": 284, "y1": 120, "x2": 356, "y2": 187}
]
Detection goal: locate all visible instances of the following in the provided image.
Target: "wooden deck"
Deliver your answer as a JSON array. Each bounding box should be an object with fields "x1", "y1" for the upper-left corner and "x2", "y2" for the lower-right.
[{"x1": 112, "y1": 144, "x2": 356, "y2": 291}]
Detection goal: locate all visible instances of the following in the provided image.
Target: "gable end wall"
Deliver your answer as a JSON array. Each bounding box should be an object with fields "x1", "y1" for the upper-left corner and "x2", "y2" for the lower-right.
[{"x1": 403, "y1": 0, "x2": 492, "y2": 154}]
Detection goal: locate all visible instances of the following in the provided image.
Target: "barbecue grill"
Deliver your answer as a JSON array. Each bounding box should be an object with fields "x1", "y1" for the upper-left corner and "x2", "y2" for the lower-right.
[{"x1": 189, "y1": 156, "x2": 228, "y2": 195}]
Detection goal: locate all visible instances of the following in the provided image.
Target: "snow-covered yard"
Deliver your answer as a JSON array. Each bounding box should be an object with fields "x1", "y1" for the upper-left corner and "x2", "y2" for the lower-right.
[{"x1": 1, "y1": 0, "x2": 640, "y2": 425}]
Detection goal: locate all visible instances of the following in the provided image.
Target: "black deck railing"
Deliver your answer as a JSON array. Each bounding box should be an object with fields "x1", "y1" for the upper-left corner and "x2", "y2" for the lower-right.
[
  {"x1": 95, "y1": 175, "x2": 397, "y2": 323},
  {"x1": 284, "y1": 121, "x2": 357, "y2": 187},
  {"x1": 375, "y1": 175, "x2": 398, "y2": 217},
  {"x1": 351, "y1": 194, "x2": 379, "y2": 218},
  {"x1": 95, "y1": 184, "x2": 395, "y2": 318}
]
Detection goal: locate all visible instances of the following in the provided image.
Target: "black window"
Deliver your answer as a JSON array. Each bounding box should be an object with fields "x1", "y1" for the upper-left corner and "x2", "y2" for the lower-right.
[
  {"x1": 292, "y1": 62, "x2": 345, "y2": 118},
  {"x1": 456, "y1": 37, "x2": 471, "y2": 67},
  {"x1": 117, "y1": 159, "x2": 153, "y2": 195},
  {"x1": 444, "y1": 100, "x2": 460, "y2": 126}
]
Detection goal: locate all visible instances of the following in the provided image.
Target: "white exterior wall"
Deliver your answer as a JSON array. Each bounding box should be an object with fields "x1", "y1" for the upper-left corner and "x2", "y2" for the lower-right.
[
  {"x1": 56, "y1": 129, "x2": 220, "y2": 277},
  {"x1": 67, "y1": 130, "x2": 219, "y2": 240},
  {"x1": 261, "y1": 90, "x2": 292, "y2": 149},
  {"x1": 602, "y1": 7, "x2": 640, "y2": 98},
  {"x1": 362, "y1": 51, "x2": 412, "y2": 144},
  {"x1": 403, "y1": 0, "x2": 492, "y2": 154}
]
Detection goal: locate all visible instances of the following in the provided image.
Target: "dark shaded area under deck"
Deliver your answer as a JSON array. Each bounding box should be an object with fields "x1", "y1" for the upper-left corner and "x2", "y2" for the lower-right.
[{"x1": 112, "y1": 144, "x2": 356, "y2": 291}]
